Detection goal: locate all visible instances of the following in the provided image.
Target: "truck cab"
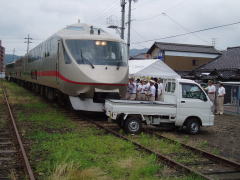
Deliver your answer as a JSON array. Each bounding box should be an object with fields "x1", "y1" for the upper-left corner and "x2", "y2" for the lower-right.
[{"x1": 105, "y1": 78, "x2": 214, "y2": 134}]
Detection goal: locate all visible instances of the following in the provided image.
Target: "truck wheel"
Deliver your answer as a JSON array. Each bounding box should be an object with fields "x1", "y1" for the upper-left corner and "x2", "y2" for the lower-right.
[
  {"x1": 124, "y1": 117, "x2": 142, "y2": 134},
  {"x1": 186, "y1": 119, "x2": 200, "y2": 135}
]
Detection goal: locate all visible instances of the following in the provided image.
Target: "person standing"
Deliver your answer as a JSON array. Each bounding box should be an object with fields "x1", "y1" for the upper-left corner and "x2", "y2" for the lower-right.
[
  {"x1": 143, "y1": 80, "x2": 150, "y2": 100},
  {"x1": 136, "y1": 80, "x2": 146, "y2": 101},
  {"x1": 146, "y1": 80, "x2": 156, "y2": 101},
  {"x1": 206, "y1": 80, "x2": 216, "y2": 103},
  {"x1": 157, "y1": 79, "x2": 164, "y2": 101},
  {"x1": 126, "y1": 78, "x2": 137, "y2": 100},
  {"x1": 153, "y1": 78, "x2": 158, "y2": 100},
  {"x1": 217, "y1": 83, "x2": 226, "y2": 115}
]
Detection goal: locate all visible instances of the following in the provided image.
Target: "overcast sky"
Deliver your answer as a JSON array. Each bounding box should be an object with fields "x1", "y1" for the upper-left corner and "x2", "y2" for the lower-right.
[{"x1": 1, "y1": 0, "x2": 240, "y2": 55}]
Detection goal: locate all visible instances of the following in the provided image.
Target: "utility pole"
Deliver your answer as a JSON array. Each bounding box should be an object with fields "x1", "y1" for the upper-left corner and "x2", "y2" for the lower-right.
[
  {"x1": 212, "y1": 38, "x2": 216, "y2": 47},
  {"x1": 127, "y1": 0, "x2": 132, "y2": 57},
  {"x1": 24, "y1": 34, "x2": 32, "y2": 72},
  {"x1": 120, "y1": 0, "x2": 126, "y2": 39},
  {"x1": 24, "y1": 34, "x2": 32, "y2": 54}
]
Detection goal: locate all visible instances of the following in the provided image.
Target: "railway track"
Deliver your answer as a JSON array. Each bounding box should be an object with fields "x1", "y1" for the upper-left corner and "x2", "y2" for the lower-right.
[
  {"x1": 61, "y1": 108, "x2": 240, "y2": 180},
  {"x1": 0, "y1": 81, "x2": 35, "y2": 180},
  {"x1": 3, "y1": 80, "x2": 240, "y2": 180},
  {"x1": 144, "y1": 128, "x2": 240, "y2": 180}
]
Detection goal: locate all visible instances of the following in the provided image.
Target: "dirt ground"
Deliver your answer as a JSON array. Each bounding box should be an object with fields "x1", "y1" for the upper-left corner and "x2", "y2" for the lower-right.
[{"x1": 159, "y1": 113, "x2": 240, "y2": 163}]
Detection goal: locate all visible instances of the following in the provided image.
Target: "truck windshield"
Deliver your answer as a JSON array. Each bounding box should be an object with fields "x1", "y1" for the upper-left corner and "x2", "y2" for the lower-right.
[{"x1": 65, "y1": 40, "x2": 128, "y2": 66}]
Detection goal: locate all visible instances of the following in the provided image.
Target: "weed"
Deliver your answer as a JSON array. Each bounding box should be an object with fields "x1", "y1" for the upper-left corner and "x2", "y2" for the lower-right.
[
  {"x1": 197, "y1": 140, "x2": 209, "y2": 149},
  {"x1": 212, "y1": 148, "x2": 220, "y2": 155},
  {"x1": 183, "y1": 135, "x2": 190, "y2": 144}
]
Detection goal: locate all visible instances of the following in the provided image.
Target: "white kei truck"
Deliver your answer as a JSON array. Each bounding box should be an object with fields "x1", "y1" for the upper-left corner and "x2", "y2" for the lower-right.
[{"x1": 105, "y1": 78, "x2": 214, "y2": 134}]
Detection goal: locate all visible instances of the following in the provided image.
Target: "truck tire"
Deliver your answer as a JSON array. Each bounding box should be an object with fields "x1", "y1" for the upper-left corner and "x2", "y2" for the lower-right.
[
  {"x1": 116, "y1": 114, "x2": 124, "y2": 128},
  {"x1": 124, "y1": 117, "x2": 142, "y2": 134},
  {"x1": 186, "y1": 118, "x2": 200, "y2": 135}
]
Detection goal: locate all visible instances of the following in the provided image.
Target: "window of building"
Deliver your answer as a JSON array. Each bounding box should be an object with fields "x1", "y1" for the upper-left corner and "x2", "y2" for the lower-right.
[{"x1": 192, "y1": 59, "x2": 197, "y2": 66}]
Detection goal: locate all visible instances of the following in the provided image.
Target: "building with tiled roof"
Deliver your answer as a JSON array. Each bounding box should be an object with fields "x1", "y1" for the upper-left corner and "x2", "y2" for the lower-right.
[
  {"x1": 195, "y1": 46, "x2": 240, "y2": 80},
  {"x1": 147, "y1": 42, "x2": 221, "y2": 75}
]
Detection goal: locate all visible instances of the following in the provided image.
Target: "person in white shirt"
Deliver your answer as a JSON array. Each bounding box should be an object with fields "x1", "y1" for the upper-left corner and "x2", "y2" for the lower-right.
[
  {"x1": 217, "y1": 82, "x2": 226, "y2": 115},
  {"x1": 126, "y1": 78, "x2": 137, "y2": 100},
  {"x1": 157, "y1": 79, "x2": 164, "y2": 101},
  {"x1": 137, "y1": 80, "x2": 146, "y2": 101},
  {"x1": 143, "y1": 80, "x2": 150, "y2": 100},
  {"x1": 146, "y1": 80, "x2": 156, "y2": 101},
  {"x1": 205, "y1": 80, "x2": 216, "y2": 103}
]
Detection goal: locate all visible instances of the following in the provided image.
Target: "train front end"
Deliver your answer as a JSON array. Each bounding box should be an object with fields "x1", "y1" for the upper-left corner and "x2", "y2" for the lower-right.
[{"x1": 58, "y1": 24, "x2": 128, "y2": 111}]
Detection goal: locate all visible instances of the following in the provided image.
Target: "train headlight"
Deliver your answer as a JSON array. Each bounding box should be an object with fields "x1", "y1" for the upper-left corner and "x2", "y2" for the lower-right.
[
  {"x1": 95, "y1": 41, "x2": 101, "y2": 46},
  {"x1": 95, "y1": 41, "x2": 107, "y2": 46},
  {"x1": 101, "y1": 41, "x2": 107, "y2": 46}
]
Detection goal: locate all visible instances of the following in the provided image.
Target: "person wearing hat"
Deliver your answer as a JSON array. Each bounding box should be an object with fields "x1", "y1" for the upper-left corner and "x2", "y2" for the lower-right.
[
  {"x1": 146, "y1": 80, "x2": 156, "y2": 101},
  {"x1": 216, "y1": 82, "x2": 226, "y2": 115}
]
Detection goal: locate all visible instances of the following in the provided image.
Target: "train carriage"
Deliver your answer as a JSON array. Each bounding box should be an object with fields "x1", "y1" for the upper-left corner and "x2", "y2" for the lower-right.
[{"x1": 6, "y1": 23, "x2": 129, "y2": 111}]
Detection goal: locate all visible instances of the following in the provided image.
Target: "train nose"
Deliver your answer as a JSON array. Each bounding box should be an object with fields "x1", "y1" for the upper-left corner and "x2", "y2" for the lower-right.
[{"x1": 81, "y1": 65, "x2": 128, "y2": 84}]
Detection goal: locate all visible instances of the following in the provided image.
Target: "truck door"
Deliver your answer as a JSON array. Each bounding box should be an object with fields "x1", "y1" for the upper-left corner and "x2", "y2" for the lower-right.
[{"x1": 178, "y1": 83, "x2": 212, "y2": 125}]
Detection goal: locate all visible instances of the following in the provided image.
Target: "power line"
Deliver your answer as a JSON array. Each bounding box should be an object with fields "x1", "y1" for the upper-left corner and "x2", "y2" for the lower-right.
[
  {"x1": 135, "y1": 0, "x2": 188, "y2": 22},
  {"x1": 92, "y1": 0, "x2": 119, "y2": 22},
  {"x1": 161, "y1": 12, "x2": 210, "y2": 44},
  {"x1": 133, "y1": 20, "x2": 240, "y2": 44},
  {"x1": 132, "y1": 27, "x2": 147, "y2": 41}
]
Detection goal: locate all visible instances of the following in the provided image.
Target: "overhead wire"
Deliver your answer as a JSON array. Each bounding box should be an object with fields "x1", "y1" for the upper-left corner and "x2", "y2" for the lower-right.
[
  {"x1": 131, "y1": 27, "x2": 148, "y2": 48},
  {"x1": 92, "y1": 0, "x2": 120, "y2": 22},
  {"x1": 161, "y1": 13, "x2": 211, "y2": 45},
  {"x1": 135, "y1": 0, "x2": 188, "y2": 22},
  {"x1": 132, "y1": 20, "x2": 240, "y2": 44}
]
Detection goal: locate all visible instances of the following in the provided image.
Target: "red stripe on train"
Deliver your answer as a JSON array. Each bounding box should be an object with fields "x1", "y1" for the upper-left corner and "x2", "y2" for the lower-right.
[{"x1": 36, "y1": 71, "x2": 128, "y2": 86}]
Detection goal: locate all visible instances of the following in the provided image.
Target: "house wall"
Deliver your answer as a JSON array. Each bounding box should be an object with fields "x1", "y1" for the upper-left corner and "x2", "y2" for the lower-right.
[
  {"x1": 151, "y1": 48, "x2": 160, "y2": 58},
  {"x1": 149, "y1": 47, "x2": 217, "y2": 72},
  {"x1": 164, "y1": 55, "x2": 214, "y2": 71}
]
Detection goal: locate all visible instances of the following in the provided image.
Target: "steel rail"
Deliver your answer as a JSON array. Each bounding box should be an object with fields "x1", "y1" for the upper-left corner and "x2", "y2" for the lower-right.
[
  {"x1": 1, "y1": 83, "x2": 36, "y2": 180},
  {"x1": 145, "y1": 129, "x2": 240, "y2": 171},
  {"x1": 89, "y1": 120, "x2": 212, "y2": 180}
]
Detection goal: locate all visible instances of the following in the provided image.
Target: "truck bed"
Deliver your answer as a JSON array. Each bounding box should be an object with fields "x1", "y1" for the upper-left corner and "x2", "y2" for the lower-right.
[{"x1": 105, "y1": 99, "x2": 177, "y2": 116}]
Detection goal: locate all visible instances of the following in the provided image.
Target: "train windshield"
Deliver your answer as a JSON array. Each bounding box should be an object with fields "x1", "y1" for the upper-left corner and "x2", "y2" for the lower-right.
[{"x1": 65, "y1": 40, "x2": 128, "y2": 66}]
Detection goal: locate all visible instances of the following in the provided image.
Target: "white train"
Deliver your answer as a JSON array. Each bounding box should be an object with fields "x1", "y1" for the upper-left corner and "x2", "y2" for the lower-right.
[{"x1": 5, "y1": 23, "x2": 129, "y2": 111}]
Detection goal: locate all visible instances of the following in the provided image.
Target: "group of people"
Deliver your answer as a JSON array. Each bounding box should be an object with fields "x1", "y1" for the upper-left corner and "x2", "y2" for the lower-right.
[
  {"x1": 125, "y1": 77, "x2": 163, "y2": 101},
  {"x1": 125, "y1": 77, "x2": 226, "y2": 114},
  {"x1": 205, "y1": 80, "x2": 226, "y2": 115}
]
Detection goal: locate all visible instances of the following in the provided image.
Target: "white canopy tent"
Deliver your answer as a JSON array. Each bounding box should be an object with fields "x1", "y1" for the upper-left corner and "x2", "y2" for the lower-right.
[{"x1": 129, "y1": 59, "x2": 181, "y2": 79}]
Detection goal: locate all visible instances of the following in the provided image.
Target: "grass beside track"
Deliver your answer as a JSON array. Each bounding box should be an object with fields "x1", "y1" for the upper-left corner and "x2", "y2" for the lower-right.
[
  {"x1": 3, "y1": 81, "x2": 203, "y2": 180},
  {"x1": 128, "y1": 133, "x2": 203, "y2": 164}
]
